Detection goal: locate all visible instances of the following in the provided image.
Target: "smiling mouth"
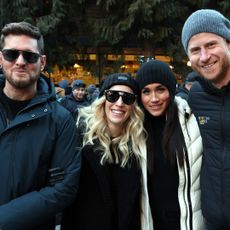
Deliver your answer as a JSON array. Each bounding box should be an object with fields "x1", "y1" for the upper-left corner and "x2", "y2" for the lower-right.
[
  {"x1": 112, "y1": 109, "x2": 124, "y2": 115},
  {"x1": 202, "y1": 61, "x2": 217, "y2": 69},
  {"x1": 149, "y1": 104, "x2": 162, "y2": 110}
]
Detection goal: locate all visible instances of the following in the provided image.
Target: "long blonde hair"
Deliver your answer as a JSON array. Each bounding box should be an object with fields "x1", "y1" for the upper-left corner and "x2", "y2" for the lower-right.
[{"x1": 76, "y1": 96, "x2": 146, "y2": 167}]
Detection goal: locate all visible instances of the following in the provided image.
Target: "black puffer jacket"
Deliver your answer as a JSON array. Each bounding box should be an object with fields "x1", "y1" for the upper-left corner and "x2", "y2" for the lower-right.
[
  {"x1": 61, "y1": 143, "x2": 141, "y2": 230},
  {"x1": 188, "y1": 79, "x2": 230, "y2": 227},
  {"x1": 0, "y1": 75, "x2": 81, "y2": 230}
]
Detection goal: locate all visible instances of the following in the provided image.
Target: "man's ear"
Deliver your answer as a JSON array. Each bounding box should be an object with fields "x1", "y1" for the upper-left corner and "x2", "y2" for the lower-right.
[
  {"x1": 0, "y1": 52, "x2": 3, "y2": 66},
  {"x1": 40, "y1": 55, "x2": 46, "y2": 71}
]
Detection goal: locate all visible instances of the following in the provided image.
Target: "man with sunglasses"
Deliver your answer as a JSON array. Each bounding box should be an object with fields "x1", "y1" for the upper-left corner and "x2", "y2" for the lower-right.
[{"x1": 0, "y1": 21, "x2": 81, "y2": 229}]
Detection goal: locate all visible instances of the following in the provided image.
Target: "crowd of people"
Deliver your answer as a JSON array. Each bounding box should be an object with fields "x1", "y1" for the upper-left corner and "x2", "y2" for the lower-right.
[
  {"x1": 0, "y1": 8, "x2": 229, "y2": 230},
  {"x1": 57, "y1": 79, "x2": 99, "y2": 116}
]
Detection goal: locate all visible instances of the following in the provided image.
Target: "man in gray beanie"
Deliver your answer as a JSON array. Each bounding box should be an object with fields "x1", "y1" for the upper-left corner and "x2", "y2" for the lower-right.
[
  {"x1": 182, "y1": 9, "x2": 230, "y2": 53},
  {"x1": 181, "y1": 9, "x2": 230, "y2": 229}
]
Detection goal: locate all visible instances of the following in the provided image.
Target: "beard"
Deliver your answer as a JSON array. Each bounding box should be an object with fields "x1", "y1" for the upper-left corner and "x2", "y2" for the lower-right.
[{"x1": 2, "y1": 68, "x2": 39, "y2": 89}]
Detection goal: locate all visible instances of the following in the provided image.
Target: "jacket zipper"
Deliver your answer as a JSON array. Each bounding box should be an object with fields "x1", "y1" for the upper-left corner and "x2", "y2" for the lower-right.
[{"x1": 184, "y1": 111, "x2": 193, "y2": 230}]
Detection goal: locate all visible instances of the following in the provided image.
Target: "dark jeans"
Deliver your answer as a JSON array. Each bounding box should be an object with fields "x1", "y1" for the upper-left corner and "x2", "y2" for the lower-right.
[{"x1": 206, "y1": 220, "x2": 230, "y2": 230}]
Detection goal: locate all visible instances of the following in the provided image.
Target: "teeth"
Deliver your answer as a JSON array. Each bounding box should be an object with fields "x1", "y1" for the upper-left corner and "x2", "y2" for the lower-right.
[
  {"x1": 112, "y1": 110, "x2": 123, "y2": 114},
  {"x1": 203, "y1": 63, "x2": 214, "y2": 68}
]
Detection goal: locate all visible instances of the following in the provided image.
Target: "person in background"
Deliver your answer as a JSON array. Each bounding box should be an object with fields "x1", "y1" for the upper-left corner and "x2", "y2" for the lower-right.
[
  {"x1": 136, "y1": 60, "x2": 204, "y2": 230},
  {"x1": 58, "y1": 79, "x2": 72, "y2": 96},
  {"x1": 181, "y1": 9, "x2": 230, "y2": 229},
  {"x1": 55, "y1": 83, "x2": 65, "y2": 102},
  {"x1": 86, "y1": 83, "x2": 99, "y2": 103},
  {"x1": 61, "y1": 73, "x2": 152, "y2": 230},
  {"x1": 60, "y1": 79, "x2": 89, "y2": 116},
  {"x1": 0, "y1": 21, "x2": 81, "y2": 229},
  {"x1": 176, "y1": 71, "x2": 199, "y2": 101}
]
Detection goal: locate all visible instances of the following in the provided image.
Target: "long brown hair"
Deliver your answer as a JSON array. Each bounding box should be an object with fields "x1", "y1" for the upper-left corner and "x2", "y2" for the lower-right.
[{"x1": 144, "y1": 96, "x2": 187, "y2": 174}]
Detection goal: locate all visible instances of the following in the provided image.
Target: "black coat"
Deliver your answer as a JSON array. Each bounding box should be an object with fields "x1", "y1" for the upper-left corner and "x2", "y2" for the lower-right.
[
  {"x1": 0, "y1": 75, "x2": 81, "y2": 229},
  {"x1": 61, "y1": 144, "x2": 141, "y2": 230},
  {"x1": 60, "y1": 93, "x2": 89, "y2": 114},
  {"x1": 188, "y1": 79, "x2": 230, "y2": 227}
]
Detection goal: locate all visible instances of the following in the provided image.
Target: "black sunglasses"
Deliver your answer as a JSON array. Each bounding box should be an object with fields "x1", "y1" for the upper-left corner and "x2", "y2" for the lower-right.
[
  {"x1": 104, "y1": 90, "x2": 136, "y2": 105},
  {"x1": 1, "y1": 49, "x2": 41, "y2": 64}
]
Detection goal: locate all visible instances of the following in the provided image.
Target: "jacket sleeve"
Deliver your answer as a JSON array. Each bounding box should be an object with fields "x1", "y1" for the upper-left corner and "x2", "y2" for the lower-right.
[{"x1": 0, "y1": 114, "x2": 81, "y2": 230}]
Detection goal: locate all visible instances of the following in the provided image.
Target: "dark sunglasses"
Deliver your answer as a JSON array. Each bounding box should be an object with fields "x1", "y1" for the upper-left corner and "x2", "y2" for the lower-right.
[
  {"x1": 1, "y1": 49, "x2": 41, "y2": 64},
  {"x1": 104, "y1": 90, "x2": 136, "y2": 105}
]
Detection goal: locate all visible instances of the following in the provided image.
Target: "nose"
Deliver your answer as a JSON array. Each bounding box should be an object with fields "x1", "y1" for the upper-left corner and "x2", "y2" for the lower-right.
[
  {"x1": 200, "y1": 47, "x2": 210, "y2": 62},
  {"x1": 115, "y1": 96, "x2": 124, "y2": 105},
  {"x1": 15, "y1": 53, "x2": 26, "y2": 65},
  {"x1": 150, "y1": 92, "x2": 159, "y2": 102}
]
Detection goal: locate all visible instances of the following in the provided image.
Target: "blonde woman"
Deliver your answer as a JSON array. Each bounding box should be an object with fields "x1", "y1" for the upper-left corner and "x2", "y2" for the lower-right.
[{"x1": 61, "y1": 73, "x2": 152, "y2": 230}]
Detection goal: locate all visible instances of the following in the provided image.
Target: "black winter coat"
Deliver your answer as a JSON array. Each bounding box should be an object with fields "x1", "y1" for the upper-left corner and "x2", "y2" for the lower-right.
[
  {"x1": 0, "y1": 75, "x2": 81, "y2": 230},
  {"x1": 60, "y1": 93, "x2": 89, "y2": 114},
  {"x1": 188, "y1": 79, "x2": 230, "y2": 227},
  {"x1": 61, "y1": 144, "x2": 141, "y2": 230}
]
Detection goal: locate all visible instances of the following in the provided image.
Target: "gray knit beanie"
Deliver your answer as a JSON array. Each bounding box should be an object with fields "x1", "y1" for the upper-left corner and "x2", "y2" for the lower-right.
[
  {"x1": 136, "y1": 60, "x2": 177, "y2": 97},
  {"x1": 182, "y1": 9, "x2": 230, "y2": 53}
]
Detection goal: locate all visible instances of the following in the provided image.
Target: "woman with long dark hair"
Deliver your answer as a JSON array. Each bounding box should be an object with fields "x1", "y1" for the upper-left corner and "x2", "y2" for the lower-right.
[{"x1": 136, "y1": 60, "x2": 204, "y2": 230}]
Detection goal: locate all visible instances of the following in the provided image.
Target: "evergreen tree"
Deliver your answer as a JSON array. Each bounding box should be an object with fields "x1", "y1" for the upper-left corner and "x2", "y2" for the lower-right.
[{"x1": 1, "y1": 0, "x2": 229, "y2": 73}]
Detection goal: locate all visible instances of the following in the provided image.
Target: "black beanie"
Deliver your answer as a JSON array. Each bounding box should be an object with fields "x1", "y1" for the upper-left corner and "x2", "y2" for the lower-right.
[
  {"x1": 136, "y1": 60, "x2": 177, "y2": 96},
  {"x1": 99, "y1": 73, "x2": 139, "y2": 97}
]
